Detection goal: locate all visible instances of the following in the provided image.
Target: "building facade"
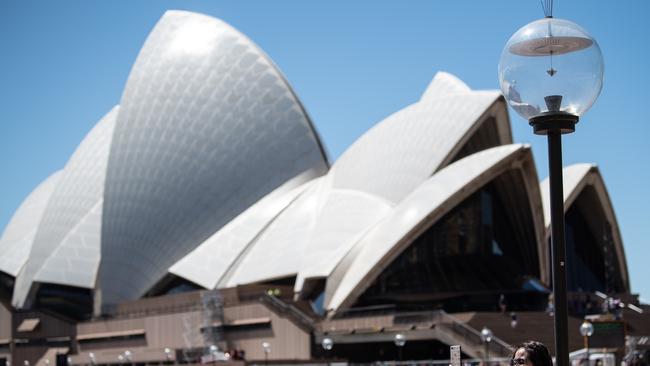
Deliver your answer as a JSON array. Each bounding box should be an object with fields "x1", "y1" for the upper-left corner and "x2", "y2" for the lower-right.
[{"x1": 0, "y1": 10, "x2": 646, "y2": 366}]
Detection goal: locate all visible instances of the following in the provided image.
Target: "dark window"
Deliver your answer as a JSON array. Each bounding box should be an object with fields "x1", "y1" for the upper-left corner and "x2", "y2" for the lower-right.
[
  {"x1": 35, "y1": 284, "x2": 93, "y2": 320},
  {"x1": 356, "y1": 182, "x2": 543, "y2": 311},
  {"x1": 449, "y1": 117, "x2": 501, "y2": 164},
  {"x1": 146, "y1": 274, "x2": 202, "y2": 297},
  {"x1": 560, "y1": 186, "x2": 625, "y2": 294}
]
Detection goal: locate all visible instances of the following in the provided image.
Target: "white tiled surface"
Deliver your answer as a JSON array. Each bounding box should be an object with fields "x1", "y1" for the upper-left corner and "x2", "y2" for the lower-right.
[
  {"x1": 98, "y1": 11, "x2": 328, "y2": 306},
  {"x1": 0, "y1": 171, "x2": 62, "y2": 277},
  {"x1": 13, "y1": 107, "x2": 118, "y2": 307},
  {"x1": 326, "y1": 145, "x2": 534, "y2": 311},
  {"x1": 169, "y1": 170, "x2": 320, "y2": 289}
]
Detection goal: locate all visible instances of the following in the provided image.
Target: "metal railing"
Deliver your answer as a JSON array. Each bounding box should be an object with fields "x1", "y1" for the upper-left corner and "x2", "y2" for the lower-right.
[
  {"x1": 437, "y1": 312, "x2": 514, "y2": 357},
  {"x1": 259, "y1": 293, "x2": 315, "y2": 330}
]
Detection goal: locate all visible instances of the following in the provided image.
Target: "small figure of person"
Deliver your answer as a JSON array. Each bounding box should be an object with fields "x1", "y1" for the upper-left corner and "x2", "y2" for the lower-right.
[
  {"x1": 546, "y1": 293, "x2": 554, "y2": 316},
  {"x1": 510, "y1": 312, "x2": 518, "y2": 328},
  {"x1": 499, "y1": 294, "x2": 508, "y2": 313},
  {"x1": 510, "y1": 341, "x2": 553, "y2": 366},
  {"x1": 612, "y1": 298, "x2": 623, "y2": 320}
]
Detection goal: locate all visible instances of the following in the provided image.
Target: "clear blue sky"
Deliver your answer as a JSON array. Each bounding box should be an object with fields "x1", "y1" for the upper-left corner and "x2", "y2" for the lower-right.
[{"x1": 1, "y1": 1, "x2": 648, "y2": 301}]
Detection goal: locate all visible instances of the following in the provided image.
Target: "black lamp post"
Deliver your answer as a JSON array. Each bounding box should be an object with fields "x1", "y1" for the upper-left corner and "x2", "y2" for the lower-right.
[
  {"x1": 394, "y1": 333, "x2": 406, "y2": 365},
  {"x1": 262, "y1": 341, "x2": 271, "y2": 366},
  {"x1": 322, "y1": 337, "x2": 334, "y2": 366},
  {"x1": 499, "y1": 6, "x2": 604, "y2": 366},
  {"x1": 580, "y1": 321, "x2": 595, "y2": 365},
  {"x1": 481, "y1": 327, "x2": 493, "y2": 366}
]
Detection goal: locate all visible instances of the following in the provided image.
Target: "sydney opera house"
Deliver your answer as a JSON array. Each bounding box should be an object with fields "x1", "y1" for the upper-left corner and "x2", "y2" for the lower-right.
[{"x1": 1, "y1": 10, "x2": 648, "y2": 366}]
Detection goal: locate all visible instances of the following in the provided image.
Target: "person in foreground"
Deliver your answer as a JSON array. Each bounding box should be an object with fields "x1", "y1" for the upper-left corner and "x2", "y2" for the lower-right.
[{"x1": 511, "y1": 341, "x2": 553, "y2": 366}]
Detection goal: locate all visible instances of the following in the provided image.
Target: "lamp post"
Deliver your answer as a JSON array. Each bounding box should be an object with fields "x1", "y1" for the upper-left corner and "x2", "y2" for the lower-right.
[
  {"x1": 481, "y1": 327, "x2": 493, "y2": 366},
  {"x1": 262, "y1": 341, "x2": 271, "y2": 366},
  {"x1": 209, "y1": 345, "x2": 219, "y2": 364},
  {"x1": 580, "y1": 321, "x2": 595, "y2": 366},
  {"x1": 393, "y1": 333, "x2": 406, "y2": 365},
  {"x1": 499, "y1": 6, "x2": 604, "y2": 366},
  {"x1": 164, "y1": 347, "x2": 174, "y2": 364},
  {"x1": 322, "y1": 337, "x2": 334, "y2": 366},
  {"x1": 124, "y1": 350, "x2": 132, "y2": 365}
]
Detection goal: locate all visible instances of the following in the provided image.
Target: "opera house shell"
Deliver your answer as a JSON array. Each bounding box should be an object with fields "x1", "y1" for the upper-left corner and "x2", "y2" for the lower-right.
[{"x1": 0, "y1": 9, "x2": 640, "y2": 366}]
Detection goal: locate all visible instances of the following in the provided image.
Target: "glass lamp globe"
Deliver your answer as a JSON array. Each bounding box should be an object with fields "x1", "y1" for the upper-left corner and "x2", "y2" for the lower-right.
[
  {"x1": 322, "y1": 337, "x2": 334, "y2": 351},
  {"x1": 394, "y1": 333, "x2": 406, "y2": 347},
  {"x1": 580, "y1": 321, "x2": 594, "y2": 337},
  {"x1": 262, "y1": 341, "x2": 271, "y2": 353},
  {"x1": 481, "y1": 326, "x2": 493, "y2": 343},
  {"x1": 498, "y1": 18, "x2": 603, "y2": 122}
]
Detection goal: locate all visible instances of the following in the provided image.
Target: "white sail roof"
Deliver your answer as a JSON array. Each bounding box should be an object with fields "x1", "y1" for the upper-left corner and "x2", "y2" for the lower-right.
[
  {"x1": 0, "y1": 171, "x2": 62, "y2": 277},
  {"x1": 326, "y1": 144, "x2": 540, "y2": 312},
  {"x1": 33, "y1": 199, "x2": 103, "y2": 288},
  {"x1": 13, "y1": 106, "x2": 118, "y2": 307},
  {"x1": 221, "y1": 72, "x2": 513, "y2": 293},
  {"x1": 540, "y1": 163, "x2": 629, "y2": 291},
  {"x1": 169, "y1": 170, "x2": 320, "y2": 289},
  {"x1": 98, "y1": 10, "x2": 328, "y2": 307}
]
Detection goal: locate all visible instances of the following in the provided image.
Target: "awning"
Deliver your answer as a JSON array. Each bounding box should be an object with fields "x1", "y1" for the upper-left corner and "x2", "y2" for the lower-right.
[
  {"x1": 17, "y1": 318, "x2": 40, "y2": 332},
  {"x1": 76, "y1": 328, "x2": 145, "y2": 341},
  {"x1": 0, "y1": 338, "x2": 10, "y2": 345},
  {"x1": 227, "y1": 317, "x2": 271, "y2": 326},
  {"x1": 201, "y1": 317, "x2": 272, "y2": 331}
]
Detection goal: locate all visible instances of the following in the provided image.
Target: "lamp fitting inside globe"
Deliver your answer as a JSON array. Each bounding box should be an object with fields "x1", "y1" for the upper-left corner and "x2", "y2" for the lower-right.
[{"x1": 528, "y1": 96, "x2": 579, "y2": 135}]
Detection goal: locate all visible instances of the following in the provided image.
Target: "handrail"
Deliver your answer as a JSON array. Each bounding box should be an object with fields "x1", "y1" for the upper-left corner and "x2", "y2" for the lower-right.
[
  {"x1": 324, "y1": 308, "x2": 513, "y2": 357},
  {"x1": 438, "y1": 311, "x2": 513, "y2": 354},
  {"x1": 259, "y1": 293, "x2": 314, "y2": 330}
]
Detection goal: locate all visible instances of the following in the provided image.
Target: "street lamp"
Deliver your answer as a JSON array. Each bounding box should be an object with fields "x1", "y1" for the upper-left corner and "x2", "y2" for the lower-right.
[
  {"x1": 498, "y1": 5, "x2": 604, "y2": 366},
  {"x1": 393, "y1": 333, "x2": 406, "y2": 365},
  {"x1": 262, "y1": 341, "x2": 271, "y2": 366},
  {"x1": 322, "y1": 337, "x2": 334, "y2": 366},
  {"x1": 481, "y1": 327, "x2": 493, "y2": 366},
  {"x1": 580, "y1": 321, "x2": 595, "y2": 366},
  {"x1": 209, "y1": 345, "x2": 219, "y2": 363},
  {"x1": 164, "y1": 347, "x2": 174, "y2": 363}
]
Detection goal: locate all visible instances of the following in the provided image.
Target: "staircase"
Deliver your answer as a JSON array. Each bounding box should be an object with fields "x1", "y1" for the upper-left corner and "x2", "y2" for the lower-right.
[
  {"x1": 435, "y1": 312, "x2": 513, "y2": 359},
  {"x1": 464, "y1": 311, "x2": 585, "y2": 355}
]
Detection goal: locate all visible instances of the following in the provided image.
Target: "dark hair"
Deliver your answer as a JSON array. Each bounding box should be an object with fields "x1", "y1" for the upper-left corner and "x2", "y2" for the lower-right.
[{"x1": 512, "y1": 341, "x2": 553, "y2": 366}]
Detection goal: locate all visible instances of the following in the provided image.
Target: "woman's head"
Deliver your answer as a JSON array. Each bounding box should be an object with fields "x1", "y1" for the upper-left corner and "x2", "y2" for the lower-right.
[{"x1": 511, "y1": 341, "x2": 553, "y2": 366}]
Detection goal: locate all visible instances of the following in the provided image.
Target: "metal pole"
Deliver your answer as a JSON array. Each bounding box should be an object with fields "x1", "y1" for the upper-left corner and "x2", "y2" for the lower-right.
[
  {"x1": 548, "y1": 130, "x2": 570, "y2": 366},
  {"x1": 398, "y1": 347, "x2": 402, "y2": 366},
  {"x1": 485, "y1": 342, "x2": 490, "y2": 366},
  {"x1": 586, "y1": 336, "x2": 590, "y2": 366}
]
